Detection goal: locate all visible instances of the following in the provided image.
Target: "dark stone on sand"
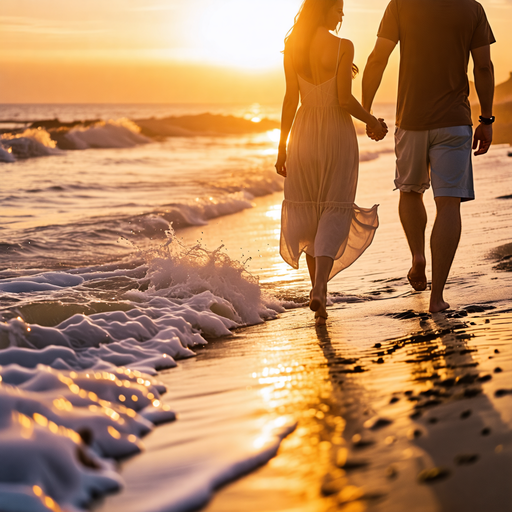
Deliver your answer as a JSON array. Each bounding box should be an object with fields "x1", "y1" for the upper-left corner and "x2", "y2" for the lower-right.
[
  {"x1": 459, "y1": 348, "x2": 477, "y2": 354},
  {"x1": 374, "y1": 343, "x2": 382, "y2": 348},
  {"x1": 352, "y1": 434, "x2": 375, "y2": 448},
  {"x1": 353, "y1": 365, "x2": 365, "y2": 373},
  {"x1": 440, "y1": 378, "x2": 456, "y2": 387},
  {"x1": 408, "y1": 428, "x2": 423, "y2": 439},
  {"x1": 410, "y1": 411, "x2": 422, "y2": 419},
  {"x1": 428, "y1": 417, "x2": 438, "y2": 424},
  {"x1": 477, "y1": 374, "x2": 492, "y2": 383},
  {"x1": 485, "y1": 319, "x2": 490, "y2": 323},
  {"x1": 327, "y1": 357, "x2": 359, "y2": 366},
  {"x1": 420, "y1": 389, "x2": 442, "y2": 397},
  {"x1": 495, "y1": 389, "x2": 512, "y2": 397},
  {"x1": 377, "y1": 351, "x2": 384, "y2": 356},
  {"x1": 393, "y1": 310, "x2": 418, "y2": 320},
  {"x1": 321, "y1": 473, "x2": 345, "y2": 496},
  {"x1": 494, "y1": 349, "x2": 500, "y2": 353},
  {"x1": 418, "y1": 467, "x2": 451, "y2": 483},
  {"x1": 494, "y1": 367, "x2": 503, "y2": 373},
  {"x1": 460, "y1": 410, "x2": 472, "y2": 419},
  {"x1": 336, "y1": 456, "x2": 370, "y2": 470},
  {"x1": 455, "y1": 454, "x2": 480, "y2": 465},
  {"x1": 422, "y1": 399, "x2": 442, "y2": 407},
  {"x1": 337, "y1": 489, "x2": 386, "y2": 505},
  {"x1": 389, "y1": 396, "x2": 400, "y2": 404},
  {"x1": 364, "y1": 416, "x2": 393, "y2": 430},
  {"x1": 489, "y1": 242, "x2": 512, "y2": 272},
  {"x1": 463, "y1": 304, "x2": 496, "y2": 313},
  {"x1": 447, "y1": 310, "x2": 468, "y2": 318},
  {"x1": 404, "y1": 390, "x2": 414, "y2": 396},
  {"x1": 449, "y1": 363, "x2": 479, "y2": 369},
  {"x1": 376, "y1": 358, "x2": 385, "y2": 364},
  {"x1": 386, "y1": 465, "x2": 399, "y2": 479},
  {"x1": 463, "y1": 388, "x2": 482, "y2": 398},
  {"x1": 481, "y1": 427, "x2": 491, "y2": 436}
]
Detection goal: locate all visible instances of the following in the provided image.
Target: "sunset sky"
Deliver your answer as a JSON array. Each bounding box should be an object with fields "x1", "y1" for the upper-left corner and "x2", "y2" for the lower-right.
[{"x1": 1, "y1": 0, "x2": 511, "y2": 104}]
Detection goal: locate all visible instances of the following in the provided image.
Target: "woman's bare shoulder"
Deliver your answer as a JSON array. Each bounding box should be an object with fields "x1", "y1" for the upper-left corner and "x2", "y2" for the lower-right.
[
  {"x1": 339, "y1": 37, "x2": 354, "y2": 50},
  {"x1": 328, "y1": 35, "x2": 354, "y2": 51}
]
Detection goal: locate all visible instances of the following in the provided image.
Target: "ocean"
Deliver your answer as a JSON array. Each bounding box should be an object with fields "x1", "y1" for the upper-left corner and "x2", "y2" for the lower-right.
[{"x1": 0, "y1": 103, "x2": 511, "y2": 512}]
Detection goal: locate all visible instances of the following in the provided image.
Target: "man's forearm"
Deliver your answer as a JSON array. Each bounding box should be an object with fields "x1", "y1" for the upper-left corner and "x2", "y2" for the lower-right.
[
  {"x1": 474, "y1": 61, "x2": 494, "y2": 118},
  {"x1": 362, "y1": 57, "x2": 388, "y2": 112}
]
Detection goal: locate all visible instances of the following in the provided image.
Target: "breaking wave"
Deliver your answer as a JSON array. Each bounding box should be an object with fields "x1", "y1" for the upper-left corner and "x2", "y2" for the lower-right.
[
  {"x1": 0, "y1": 128, "x2": 62, "y2": 160},
  {"x1": 0, "y1": 230, "x2": 283, "y2": 511}
]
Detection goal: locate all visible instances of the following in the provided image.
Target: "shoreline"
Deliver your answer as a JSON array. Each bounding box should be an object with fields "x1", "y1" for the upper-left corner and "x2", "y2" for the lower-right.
[{"x1": 96, "y1": 301, "x2": 512, "y2": 512}]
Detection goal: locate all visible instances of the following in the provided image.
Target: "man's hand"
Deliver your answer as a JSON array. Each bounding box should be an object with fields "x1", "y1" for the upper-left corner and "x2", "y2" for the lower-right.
[
  {"x1": 472, "y1": 123, "x2": 492, "y2": 156},
  {"x1": 275, "y1": 148, "x2": 287, "y2": 177},
  {"x1": 366, "y1": 118, "x2": 388, "y2": 141}
]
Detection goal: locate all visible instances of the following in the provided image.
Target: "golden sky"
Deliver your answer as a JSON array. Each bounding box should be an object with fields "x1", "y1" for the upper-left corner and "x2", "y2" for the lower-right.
[{"x1": 1, "y1": 0, "x2": 511, "y2": 104}]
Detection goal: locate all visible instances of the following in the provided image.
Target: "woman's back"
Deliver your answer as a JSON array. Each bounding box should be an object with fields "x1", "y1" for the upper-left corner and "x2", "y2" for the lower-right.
[{"x1": 294, "y1": 29, "x2": 342, "y2": 85}]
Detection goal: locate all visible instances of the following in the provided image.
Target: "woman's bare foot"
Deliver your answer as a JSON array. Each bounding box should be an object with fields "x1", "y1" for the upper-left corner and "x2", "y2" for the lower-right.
[
  {"x1": 310, "y1": 286, "x2": 327, "y2": 324},
  {"x1": 429, "y1": 299, "x2": 450, "y2": 313}
]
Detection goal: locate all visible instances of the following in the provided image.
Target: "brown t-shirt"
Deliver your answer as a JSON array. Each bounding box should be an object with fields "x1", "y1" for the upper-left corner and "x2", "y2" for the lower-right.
[{"x1": 378, "y1": 0, "x2": 495, "y2": 130}]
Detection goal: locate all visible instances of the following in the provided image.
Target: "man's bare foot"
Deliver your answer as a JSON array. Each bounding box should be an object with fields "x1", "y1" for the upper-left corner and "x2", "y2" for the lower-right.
[
  {"x1": 407, "y1": 257, "x2": 427, "y2": 291},
  {"x1": 429, "y1": 300, "x2": 450, "y2": 313},
  {"x1": 315, "y1": 311, "x2": 327, "y2": 326}
]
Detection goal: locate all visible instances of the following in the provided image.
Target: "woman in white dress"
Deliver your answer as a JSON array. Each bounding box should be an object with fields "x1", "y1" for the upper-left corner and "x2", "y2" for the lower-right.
[{"x1": 275, "y1": 0, "x2": 387, "y2": 325}]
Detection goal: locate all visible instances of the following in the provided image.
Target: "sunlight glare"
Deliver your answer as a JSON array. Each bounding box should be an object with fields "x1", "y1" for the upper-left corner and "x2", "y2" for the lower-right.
[
  {"x1": 267, "y1": 129, "x2": 281, "y2": 142},
  {"x1": 196, "y1": 0, "x2": 299, "y2": 69}
]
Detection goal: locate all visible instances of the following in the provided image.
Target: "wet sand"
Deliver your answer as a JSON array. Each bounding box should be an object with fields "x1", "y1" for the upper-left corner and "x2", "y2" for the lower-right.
[{"x1": 97, "y1": 145, "x2": 512, "y2": 512}]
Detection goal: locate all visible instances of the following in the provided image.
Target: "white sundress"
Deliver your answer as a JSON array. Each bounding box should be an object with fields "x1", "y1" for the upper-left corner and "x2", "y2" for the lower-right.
[{"x1": 280, "y1": 40, "x2": 379, "y2": 281}]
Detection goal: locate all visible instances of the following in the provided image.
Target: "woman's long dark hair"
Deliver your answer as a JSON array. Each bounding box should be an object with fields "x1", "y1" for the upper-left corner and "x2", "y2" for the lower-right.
[{"x1": 283, "y1": 0, "x2": 358, "y2": 78}]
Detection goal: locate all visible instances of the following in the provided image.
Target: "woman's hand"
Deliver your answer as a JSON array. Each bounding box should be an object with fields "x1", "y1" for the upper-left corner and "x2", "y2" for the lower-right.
[
  {"x1": 275, "y1": 148, "x2": 287, "y2": 177},
  {"x1": 366, "y1": 117, "x2": 388, "y2": 141}
]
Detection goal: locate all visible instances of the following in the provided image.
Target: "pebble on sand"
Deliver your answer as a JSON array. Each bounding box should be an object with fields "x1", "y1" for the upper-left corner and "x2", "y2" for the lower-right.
[{"x1": 418, "y1": 467, "x2": 451, "y2": 483}]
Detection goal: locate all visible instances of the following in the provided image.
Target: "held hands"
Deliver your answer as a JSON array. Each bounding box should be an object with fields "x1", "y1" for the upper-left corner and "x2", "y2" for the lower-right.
[
  {"x1": 275, "y1": 147, "x2": 287, "y2": 177},
  {"x1": 366, "y1": 117, "x2": 388, "y2": 142},
  {"x1": 473, "y1": 123, "x2": 492, "y2": 156}
]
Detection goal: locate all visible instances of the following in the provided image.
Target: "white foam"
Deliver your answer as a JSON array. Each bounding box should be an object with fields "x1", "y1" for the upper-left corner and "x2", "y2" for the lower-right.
[
  {"x1": 0, "y1": 272, "x2": 84, "y2": 293},
  {"x1": 0, "y1": 129, "x2": 62, "y2": 160},
  {"x1": 0, "y1": 232, "x2": 285, "y2": 510},
  {"x1": 0, "y1": 363, "x2": 173, "y2": 511},
  {"x1": 62, "y1": 119, "x2": 150, "y2": 149},
  {"x1": 0, "y1": 144, "x2": 15, "y2": 163}
]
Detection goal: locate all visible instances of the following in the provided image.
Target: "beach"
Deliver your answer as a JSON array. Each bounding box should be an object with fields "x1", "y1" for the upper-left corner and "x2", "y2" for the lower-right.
[{"x1": 0, "y1": 103, "x2": 511, "y2": 512}]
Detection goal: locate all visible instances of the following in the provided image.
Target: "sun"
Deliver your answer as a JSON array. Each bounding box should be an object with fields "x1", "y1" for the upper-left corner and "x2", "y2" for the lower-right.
[{"x1": 196, "y1": 0, "x2": 300, "y2": 70}]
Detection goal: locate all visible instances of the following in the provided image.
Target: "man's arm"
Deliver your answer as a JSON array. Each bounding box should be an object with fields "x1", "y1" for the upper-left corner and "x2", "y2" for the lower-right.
[
  {"x1": 362, "y1": 37, "x2": 396, "y2": 112},
  {"x1": 471, "y1": 44, "x2": 494, "y2": 156}
]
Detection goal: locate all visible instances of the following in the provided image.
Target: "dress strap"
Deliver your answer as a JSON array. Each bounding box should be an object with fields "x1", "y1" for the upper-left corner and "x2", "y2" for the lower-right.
[{"x1": 334, "y1": 37, "x2": 342, "y2": 78}]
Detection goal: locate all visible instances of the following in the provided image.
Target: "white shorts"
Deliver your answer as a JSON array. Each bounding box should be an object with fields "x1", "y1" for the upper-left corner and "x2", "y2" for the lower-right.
[{"x1": 394, "y1": 125, "x2": 474, "y2": 202}]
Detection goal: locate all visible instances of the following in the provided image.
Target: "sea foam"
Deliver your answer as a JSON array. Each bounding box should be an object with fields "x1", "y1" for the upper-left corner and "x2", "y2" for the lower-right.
[
  {"x1": 56, "y1": 119, "x2": 150, "y2": 150},
  {"x1": 0, "y1": 232, "x2": 282, "y2": 511},
  {"x1": 0, "y1": 128, "x2": 62, "y2": 161}
]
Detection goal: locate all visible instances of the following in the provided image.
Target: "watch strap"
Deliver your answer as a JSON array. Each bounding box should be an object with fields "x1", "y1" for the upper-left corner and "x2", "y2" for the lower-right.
[{"x1": 479, "y1": 115, "x2": 495, "y2": 125}]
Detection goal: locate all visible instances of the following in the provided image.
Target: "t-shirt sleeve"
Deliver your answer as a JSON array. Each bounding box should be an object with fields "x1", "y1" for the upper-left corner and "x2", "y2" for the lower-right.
[
  {"x1": 470, "y1": 4, "x2": 496, "y2": 49},
  {"x1": 377, "y1": 0, "x2": 400, "y2": 44}
]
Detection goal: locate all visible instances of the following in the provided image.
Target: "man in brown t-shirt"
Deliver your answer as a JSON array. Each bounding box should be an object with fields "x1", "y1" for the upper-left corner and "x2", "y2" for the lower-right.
[{"x1": 362, "y1": 0, "x2": 495, "y2": 313}]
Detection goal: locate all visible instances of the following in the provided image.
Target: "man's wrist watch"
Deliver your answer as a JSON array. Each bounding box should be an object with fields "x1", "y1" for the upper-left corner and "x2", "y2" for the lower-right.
[{"x1": 479, "y1": 115, "x2": 495, "y2": 125}]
